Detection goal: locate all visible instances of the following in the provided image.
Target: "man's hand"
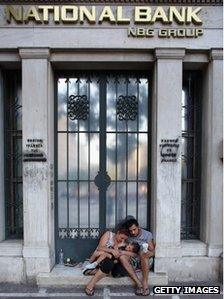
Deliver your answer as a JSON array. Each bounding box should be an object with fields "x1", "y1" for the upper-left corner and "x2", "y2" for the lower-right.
[{"x1": 140, "y1": 250, "x2": 154, "y2": 259}]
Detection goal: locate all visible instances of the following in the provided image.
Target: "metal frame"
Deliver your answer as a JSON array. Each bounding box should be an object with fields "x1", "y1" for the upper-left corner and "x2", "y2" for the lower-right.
[
  {"x1": 181, "y1": 70, "x2": 202, "y2": 239},
  {"x1": 3, "y1": 70, "x2": 23, "y2": 239},
  {"x1": 54, "y1": 71, "x2": 151, "y2": 261}
]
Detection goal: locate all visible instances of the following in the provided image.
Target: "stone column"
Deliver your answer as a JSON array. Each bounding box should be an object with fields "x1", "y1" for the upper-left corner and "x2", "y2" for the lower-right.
[
  {"x1": 0, "y1": 69, "x2": 5, "y2": 242},
  {"x1": 153, "y1": 49, "x2": 185, "y2": 270},
  {"x1": 19, "y1": 49, "x2": 55, "y2": 281},
  {"x1": 201, "y1": 49, "x2": 223, "y2": 257}
]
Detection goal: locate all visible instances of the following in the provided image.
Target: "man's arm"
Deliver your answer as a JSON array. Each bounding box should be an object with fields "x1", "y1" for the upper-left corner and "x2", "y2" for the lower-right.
[{"x1": 147, "y1": 240, "x2": 155, "y2": 256}]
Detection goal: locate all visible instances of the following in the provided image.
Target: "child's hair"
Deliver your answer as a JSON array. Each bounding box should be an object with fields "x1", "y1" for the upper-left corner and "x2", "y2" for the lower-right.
[{"x1": 130, "y1": 242, "x2": 140, "y2": 253}]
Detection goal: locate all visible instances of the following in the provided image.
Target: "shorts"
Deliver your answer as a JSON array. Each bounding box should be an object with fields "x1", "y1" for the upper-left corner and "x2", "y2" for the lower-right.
[{"x1": 130, "y1": 256, "x2": 154, "y2": 272}]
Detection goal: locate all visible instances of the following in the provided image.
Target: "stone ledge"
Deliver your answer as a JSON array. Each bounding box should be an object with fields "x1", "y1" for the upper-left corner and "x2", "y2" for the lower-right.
[
  {"x1": 181, "y1": 240, "x2": 207, "y2": 257},
  {"x1": 37, "y1": 265, "x2": 168, "y2": 287},
  {"x1": 0, "y1": 239, "x2": 23, "y2": 257},
  {"x1": 0, "y1": 256, "x2": 26, "y2": 283}
]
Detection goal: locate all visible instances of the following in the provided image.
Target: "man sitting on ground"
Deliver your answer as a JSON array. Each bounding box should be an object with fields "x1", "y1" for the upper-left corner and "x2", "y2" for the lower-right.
[{"x1": 119, "y1": 218, "x2": 155, "y2": 296}]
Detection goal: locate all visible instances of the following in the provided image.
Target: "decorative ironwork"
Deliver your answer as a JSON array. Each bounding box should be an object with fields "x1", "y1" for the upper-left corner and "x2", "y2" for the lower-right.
[
  {"x1": 56, "y1": 73, "x2": 149, "y2": 262},
  {"x1": 59, "y1": 228, "x2": 100, "y2": 239},
  {"x1": 94, "y1": 171, "x2": 111, "y2": 190},
  {"x1": 181, "y1": 71, "x2": 201, "y2": 240},
  {"x1": 67, "y1": 95, "x2": 89, "y2": 121},
  {"x1": 116, "y1": 95, "x2": 138, "y2": 121}
]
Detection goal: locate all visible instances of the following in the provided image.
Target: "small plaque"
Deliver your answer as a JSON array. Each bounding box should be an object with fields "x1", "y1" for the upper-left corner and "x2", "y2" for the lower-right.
[
  {"x1": 160, "y1": 139, "x2": 179, "y2": 163},
  {"x1": 23, "y1": 138, "x2": 46, "y2": 162}
]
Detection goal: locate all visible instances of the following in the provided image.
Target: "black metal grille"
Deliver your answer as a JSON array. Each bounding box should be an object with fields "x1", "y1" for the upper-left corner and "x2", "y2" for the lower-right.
[
  {"x1": 56, "y1": 73, "x2": 150, "y2": 241},
  {"x1": 4, "y1": 71, "x2": 23, "y2": 239},
  {"x1": 181, "y1": 71, "x2": 201, "y2": 239}
]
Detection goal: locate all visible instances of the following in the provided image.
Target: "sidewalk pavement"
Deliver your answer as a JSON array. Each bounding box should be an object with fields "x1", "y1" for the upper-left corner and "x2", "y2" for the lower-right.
[{"x1": 0, "y1": 281, "x2": 222, "y2": 299}]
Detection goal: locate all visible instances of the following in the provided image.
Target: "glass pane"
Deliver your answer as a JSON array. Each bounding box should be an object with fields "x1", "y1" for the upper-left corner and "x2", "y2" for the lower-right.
[
  {"x1": 58, "y1": 182, "x2": 67, "y2": 227},
  {"x1": 13, "y1": 138, "x2": 22, "y2": 178},
  {"x1": 79, "y1": 78, "x2": 89, "y2": 131},
  {"x1": 139, "y1": 78, "x2": 148, "y2": 132},
  {"x1": 128, "y1": 133, "x2": 137, "y2": 180},
  {"x1": 69, "y1": 133, "x2": 77, "y2": 180},
  {"x1": 181, "y1": 137, "x2": 194, "y2": 179},
  {"x1": 68, "y1": 78, "x2": 78, "y2": 131},
  {"x1": 127, "y1": 182, "x2": 137, "y2": 218},
  {"x1": 90, "y1": 183, "x2": 99, "y2": 228},
  {"x1": 58, "y1": 133, "x2": 67, "y2": 180},
  {"x1": 138, "y1": 183, "x2": 147, "y2": 228},
  {"x1": 69, "y1": 182, "x2": 78, "y2": 228},
  {"x1": 90, "y1": 78, "x2": 100, "y2": 132},
  {"x1": 117, "y1": 182, "x2": 126, "y2": 222},
  {"x1": 16, "y1": 84, "x2": 22, "y2": 130},
  {"x1": 14, "y1": 183, "x2": 23, "y2": 228},
  {"x1": 90, "y1": 133, "x2": 99, "y2": 180},
  {"x1": 107, "y1": 77, "x2": 116, "y2": 132},
  {"x1": 117, "y1": 133, "x2": 126, "y2": 180},
  {"x1": 107, "y1": 133, "x2": 116, "y2": 180},
  {"x1": 106, "y1": 183, "x2": 115, "y2": 228},
  {"x1": 117, "y1": 76, "x2": 127, "y2": 132},
  {"x1": 128, "y1": 78, "x2": 137, "y2": 132},
  {"x1": 58, "y1": 78, "x2": 67, "y2": 131},
  {"x1": 138, "y1": 134, "x2": 148, "y2": 180},
  {"x1": 79, "y1": 133, "x2": 88, "y2": 180},
  {"x1": 80, "y1": 182, "x2": 88, "y2": 228}
]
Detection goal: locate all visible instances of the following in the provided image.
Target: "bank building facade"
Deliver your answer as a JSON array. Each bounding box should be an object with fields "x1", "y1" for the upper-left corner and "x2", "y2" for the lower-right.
[{"x1": 0, "y1": 0, "x2": 222, "y2": 285}]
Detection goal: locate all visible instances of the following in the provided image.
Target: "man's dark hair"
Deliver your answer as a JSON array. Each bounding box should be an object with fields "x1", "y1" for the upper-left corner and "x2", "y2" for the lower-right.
[{"x1": 125, "y1": 218, "x2": 139, "y2": 228}]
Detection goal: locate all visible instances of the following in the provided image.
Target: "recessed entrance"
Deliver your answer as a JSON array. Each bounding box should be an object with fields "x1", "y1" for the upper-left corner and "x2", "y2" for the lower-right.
[{"x1": 55, "y1": 72, "x2": 150, "y2": 262}]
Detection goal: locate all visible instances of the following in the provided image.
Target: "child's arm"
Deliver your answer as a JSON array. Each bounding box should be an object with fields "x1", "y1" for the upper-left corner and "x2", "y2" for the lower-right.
[{"x1": 119, "y1": 250, "x2": 138, "y2": 258}]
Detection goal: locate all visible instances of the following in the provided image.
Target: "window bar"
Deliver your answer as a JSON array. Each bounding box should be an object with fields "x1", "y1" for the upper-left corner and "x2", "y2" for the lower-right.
[
  {"x1": 192, "y1": 76, "x2": 198, "y2": 237},
  {"x1": 77, "y1": 77, "x2": 80, "y2": 231},
  {"x1": 115, "y1": 75, "x2": 118, "y2": 226},
  {"x1": 87, "y1": 76, "x2": 90, "y2": 230},
  {"x1": 125, "y1": 76, "x2": 128, "y2": 217},
  {"x1": 136, "y1": 76, "x2": 139, "y2": 220},
  {"x1": 66, "y1": 78, "x2": 69, "y2": 231},
  {"x1": 9, "y1": 84, "x2": 14, "y2": 236}
]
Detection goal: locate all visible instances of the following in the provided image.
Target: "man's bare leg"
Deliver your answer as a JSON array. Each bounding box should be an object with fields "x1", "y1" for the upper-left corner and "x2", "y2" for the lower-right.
[
  {"x1": 140, "y1": 252, "x2": 149, "y2": 291},
  {"x1": 119, "y1": 255, "x2": 142, "y2": 288}
]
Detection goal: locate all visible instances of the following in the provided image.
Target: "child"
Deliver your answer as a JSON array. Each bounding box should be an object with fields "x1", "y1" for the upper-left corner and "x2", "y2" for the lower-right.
[{"x1": 83, "y1": 241, "x2": 140, "y2": 274}]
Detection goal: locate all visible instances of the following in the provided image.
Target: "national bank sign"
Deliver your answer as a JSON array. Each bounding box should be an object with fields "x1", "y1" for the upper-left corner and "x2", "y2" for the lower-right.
[{"x1": 5, "y1": 5, "x2": 203, "y2": 38}]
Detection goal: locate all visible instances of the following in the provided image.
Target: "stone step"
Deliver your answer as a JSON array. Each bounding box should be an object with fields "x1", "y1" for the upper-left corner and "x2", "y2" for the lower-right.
[{"x1": 37, "y1": 264, "x2": 168, "y2": 287}]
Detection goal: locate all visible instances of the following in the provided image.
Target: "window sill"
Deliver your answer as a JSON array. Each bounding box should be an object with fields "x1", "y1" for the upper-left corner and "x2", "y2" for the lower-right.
[
  {"x1": 181, "y1": 240, "x2": 207, "y2": 257},
  {"x1": 0, "y1": 239, "x2": 23, "y2": 257}
]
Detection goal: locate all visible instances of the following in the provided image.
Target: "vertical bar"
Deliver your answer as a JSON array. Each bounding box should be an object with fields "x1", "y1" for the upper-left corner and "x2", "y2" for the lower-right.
[
  {"x1": 66, "y1": 78, "x2": 69, "y2": 229},
  {"x1": 77, "y1": 77, "x2": 80, "y2": 230},
  {"x1": 147, "y1": 75, "x2": 151, "y2": 230},
  {"x1": 115, "y1": 76, "x2": 118, "y2": 225},
  {"x1": 125, "y1": 76, "x2": 128, "y2": 217},
  {"x1": 88, "y1": 76, "x2": 90, "y2": 229},
  {"x1": 99, "y1": 74, "x2": 107, "y2": 232},
  {"x1": 136, "y1": 76, "x2": 139, "y2": 220}
]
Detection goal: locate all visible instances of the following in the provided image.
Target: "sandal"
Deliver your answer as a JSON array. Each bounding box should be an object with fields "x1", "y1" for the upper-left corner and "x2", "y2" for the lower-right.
[
  {"x1": 83, "y1": 268, "x2": 97, "y2": 276},
  {"x1": 85, "y1": 287, "x2": 94, "y2": 296},
  {"x1": 142, "y1": 287, "x2": 150, "y2": 296},
  {"x1": 135, "y1": 286, "x2": 143, "y2": 296}
]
